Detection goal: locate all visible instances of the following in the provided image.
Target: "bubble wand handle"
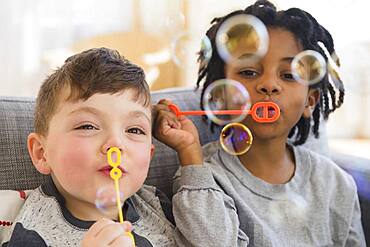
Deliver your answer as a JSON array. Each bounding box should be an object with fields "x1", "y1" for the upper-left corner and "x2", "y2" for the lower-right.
[
  {"x1": 168, "y1": 102, "x2": 280, "y2": 123},
  {"x1": 107, "y1": 147, "x2": 135, "y2": 245},
  {"x1": 112, "y1": 177, "x2": 124, "y2": 223},
  {"x1": 175, "y1": 109, "x2": 250, "y2": 116}
]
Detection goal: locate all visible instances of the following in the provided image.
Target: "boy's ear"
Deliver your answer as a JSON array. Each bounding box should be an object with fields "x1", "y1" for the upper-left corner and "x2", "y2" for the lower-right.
[
  {"x1": 150, "y1": 144, "x2": 155, "y2": 160},
  {"x1": 27, "y1": 133, "x2": 51, "y2": 175},
  {"x1": 303, "y1": 88, "x2": 320, "y2": 118}
]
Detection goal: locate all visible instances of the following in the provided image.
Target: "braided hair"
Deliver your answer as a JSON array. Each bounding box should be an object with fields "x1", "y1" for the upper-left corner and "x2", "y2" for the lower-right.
[{"x1": 196, "y1": 0, "x2": 345, "y2": 145}]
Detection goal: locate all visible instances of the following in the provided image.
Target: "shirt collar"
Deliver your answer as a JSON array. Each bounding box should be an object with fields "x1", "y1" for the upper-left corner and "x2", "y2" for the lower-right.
[{"x1": 42, "y1": 176, "x2": 140, "y2": 229}]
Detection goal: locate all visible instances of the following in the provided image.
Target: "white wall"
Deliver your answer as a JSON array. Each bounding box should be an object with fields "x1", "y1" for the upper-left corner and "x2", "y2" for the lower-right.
[
  {"x1": 184, "y1": 0, "x2": 370, "y2": 139},
  {"x1": 0, "y1": 0, "x2": 369, "y2": 139}
]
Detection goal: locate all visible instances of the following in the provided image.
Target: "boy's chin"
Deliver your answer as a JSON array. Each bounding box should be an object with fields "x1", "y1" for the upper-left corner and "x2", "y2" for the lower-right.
[{"x1": 247, "y1": 125, "x2": 287, "y2": 142}]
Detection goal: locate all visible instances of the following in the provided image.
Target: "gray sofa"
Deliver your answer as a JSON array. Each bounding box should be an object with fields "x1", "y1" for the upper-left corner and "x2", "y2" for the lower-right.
[{"x1": 0, "y1": 88, "x2": 369, "y2": 243}]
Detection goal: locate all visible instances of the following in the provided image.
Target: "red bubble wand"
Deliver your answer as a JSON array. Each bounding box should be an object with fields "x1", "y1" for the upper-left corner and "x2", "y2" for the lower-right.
[{"x1": 168, "y1": 101, "x2": 280, "y2": 123}]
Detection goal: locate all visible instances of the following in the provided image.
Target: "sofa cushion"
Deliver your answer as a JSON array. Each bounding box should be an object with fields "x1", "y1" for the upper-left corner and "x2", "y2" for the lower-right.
[
  {"x1": 0, "y1": 190, "x2": 30, "y2": 242},
  {"x1": 0, "y1": 89, "x2": 329, "y2": 196},
  {"x1": 0, "y1": 89, "x2": 369, "y2": 243},
  {"x1": 149, "y1": 87, "x2": 332, "y2": 196},
  {"x1": 0, "y1": 90, "x2": 219, "y2": 196},
  {"x1": 149, "y1": 88, "x2": 221, "y2": 196},
  {"x1": 0, "y1": 97, "x2": 47, "y2": 190}
]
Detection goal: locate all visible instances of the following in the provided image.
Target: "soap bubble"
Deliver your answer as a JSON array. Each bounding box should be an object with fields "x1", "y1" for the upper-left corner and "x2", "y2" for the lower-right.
[
  {"x1": 216, "y1": 14, "x2": 269, "y2": 66},
  {"x1": 202, "y1": 79, "x2": 251, "y2": 126},
  {"x1": 198, "y1": 35, "x2": 212, "y2": 68},
  {"x1": 165, "y1": 13, "x2": 185, "y2": 34},
  {"x1": 220, "y1": 122, "x2": 253, "y2": 155},
  {"x1": 95, "y1": 185, "x2": 124, "y2": 215},
  {"x1": 291, "y1": 50, "x2": 327, "y2": 86},
  {"x1": 170, "y1": 32, "x2": 192, "y2": 66}
]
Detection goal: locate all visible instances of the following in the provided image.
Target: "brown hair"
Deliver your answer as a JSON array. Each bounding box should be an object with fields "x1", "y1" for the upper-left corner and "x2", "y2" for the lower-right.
[{"x1": 34, "y1": 47, "x2": 150, "y2": 135}]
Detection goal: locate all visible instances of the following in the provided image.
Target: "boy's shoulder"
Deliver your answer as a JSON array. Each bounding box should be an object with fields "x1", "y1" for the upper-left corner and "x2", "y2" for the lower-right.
[
  {"x1": 201, "y1": 141, "x2": 227, "y2": 172},
  {"x1": 294, "y1": 145, "x2": 357, "y2": 196},
  {"x1": 134, "y1": 185, "x2": 175, "y2": 225},
  {"x1": 129, "y1": 185, "x2": 176, "y2": 246},
  {"x1": 135, "y1": 184, "x2": 170, "y2": 205},
  {"x1": 202, "y1": 141, "x2": 221, "y2": 159},
  {"x1": 2, "y1": 222, "x2": 47, "y2": 247},
  {"x1": 2, "y1": 186, "x2": 85, "y2": 246},
  {"x1": 201, "y1": 141, "x2": 357, "y2": 197}
]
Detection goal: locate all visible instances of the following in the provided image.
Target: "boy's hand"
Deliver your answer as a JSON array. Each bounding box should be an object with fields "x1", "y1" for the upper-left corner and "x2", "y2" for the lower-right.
[
  {"x1": 152, "y1": 99, "x2": 203, "y2": 166},
  {"x1": 81, "y1": 218, "x2": 134, "y2": 247}
]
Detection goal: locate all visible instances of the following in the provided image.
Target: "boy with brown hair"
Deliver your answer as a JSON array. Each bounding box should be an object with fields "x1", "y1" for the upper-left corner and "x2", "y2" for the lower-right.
[{"x1": 2, "y1": 48, "x2": 175, "y2": 247}]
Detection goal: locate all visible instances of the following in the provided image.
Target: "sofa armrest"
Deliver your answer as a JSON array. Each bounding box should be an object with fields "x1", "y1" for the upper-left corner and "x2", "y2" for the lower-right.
[
  {"x1": 331, "y1": 152, "x2": 370, "y2": 172},
  {"x1": 330, "y1": 152, "x2": 370, "y2": 244}
]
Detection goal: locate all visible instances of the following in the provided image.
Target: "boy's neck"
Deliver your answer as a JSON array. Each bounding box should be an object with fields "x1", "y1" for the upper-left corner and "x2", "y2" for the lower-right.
[
  {"x1": 238, "y1": 138, "x2": 295, "y2": 185},
  {"x1": 52, "y1": 176, "x2": 118, "y2": 221},
  {"x1": 65, "y1": 197, "x2": 117, "y2": 222}
]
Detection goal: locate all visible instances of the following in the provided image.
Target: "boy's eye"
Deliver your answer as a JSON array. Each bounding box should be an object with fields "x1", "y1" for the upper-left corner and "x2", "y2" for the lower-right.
[
  {"x1": 127, "y1": 127, "x2": 146, "y2": 135},
  {"x1": 75, "y1": 124, "x2": 98, "y2": 130},
  {"x1": 281, "y1": 72, "x2": 295, "y2": 81},
  {"x1": 239, "y1": 69, "x2": 259, "y2": 78}
]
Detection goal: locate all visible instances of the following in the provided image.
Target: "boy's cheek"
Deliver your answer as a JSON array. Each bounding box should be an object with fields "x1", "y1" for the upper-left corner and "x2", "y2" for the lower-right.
[
  {"x1": 138, "y1": 148, "x2": 153, "y2": 166},
  {"x1": 127, "y1": 144, "x2": 153, "y2": 167},
  {"x1": 55, "y1": 140, "x2": 96, "y2": 167},
  {"x1": 134, "y1": 156, "x2": 151, "y2": 171},
  {"x1": 60, "y1": 151, "x2": 87, "y2": 168}
]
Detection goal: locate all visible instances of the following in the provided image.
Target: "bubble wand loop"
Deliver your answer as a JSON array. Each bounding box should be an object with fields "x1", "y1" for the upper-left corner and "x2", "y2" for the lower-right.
[
  {"x1": 168, "y1": 101, "x2": 280, "y2": 123},
  {"x1": 107, "y1": 147, "x2": 135, "y2": 245}
]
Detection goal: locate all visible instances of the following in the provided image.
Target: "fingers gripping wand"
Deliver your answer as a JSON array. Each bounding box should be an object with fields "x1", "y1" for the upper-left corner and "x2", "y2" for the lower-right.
[{"x1": 107, "y1": 147, "x2": 135, "y2": 245}]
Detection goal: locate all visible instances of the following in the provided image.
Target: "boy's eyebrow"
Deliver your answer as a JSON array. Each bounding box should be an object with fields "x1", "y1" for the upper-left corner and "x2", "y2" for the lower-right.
[
  {"x1": 282, "y1": 56, "x2": 306, "y2": 68},
  {"x1": 128, "y1": 110, "x2": 151, "y2": 124},
  {"x1": 238, "y1": 53, "x2": 257, "y2": 60},
  {"x1": 68, "y1": 107, "x2": 151, "y2": 123},
  {"x1": 281, "y1": 57, "x2": 295, "y2": 62},
  {"x1": 68, "y1": 106, "x2": 103, "y2": 116},
  {"x1": 237, "y1": 55, "x2": 297, "y2": 64}
]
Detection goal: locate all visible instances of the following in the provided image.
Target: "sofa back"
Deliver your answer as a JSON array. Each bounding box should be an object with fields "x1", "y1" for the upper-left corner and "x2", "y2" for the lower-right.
[
  {"x1": 0, "y1": 90, "x2": 222, "y2": 198},
  {"x1": 0, "y1": 89, "x2": 369, "y2": 243},
  {"x1": 0, "y1": 88, "x2": 332, "y2": 196},
  {"x1": 0, "y1": 88, "x2": 332, "y2": 195},
  {"x1": 0, "y1": 97, "x2": 44, "y2": 190}
]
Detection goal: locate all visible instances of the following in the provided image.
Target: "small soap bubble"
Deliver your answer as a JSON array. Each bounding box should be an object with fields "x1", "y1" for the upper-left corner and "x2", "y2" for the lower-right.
[
  {"x1": 170, "y1": 32, "x2": 192, "y2": 66},
  {"x1": 291, "y1": 50, "x2": 327, "y2": 86},
  {"x1": 220, "y1": 123, "x2": 253, "y2": 155},
  {"x1": 216, "y1": 14, "x2": 269, "y2": 66},
  {"x1": 198, "y1": 35, "x2": 212, "y2": 68},
  {"x1": 165, "y1": 13, "x2": 185, "y2": 34},
  {"x1": 202, "y1": 79, "x2": 251, "y2": 126},
  {"x1": 95, "y1": 185, "x2": 124, "y2": 215}
]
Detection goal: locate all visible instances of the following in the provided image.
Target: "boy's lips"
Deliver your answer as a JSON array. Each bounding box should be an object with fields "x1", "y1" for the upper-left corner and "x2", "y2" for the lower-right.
[
  {"x1": 254, "y1": 101, "x2": 282, "y2": 120},
  {"x1": 256, "y1": 106, "x2": 278, "y2": 118},
  {"x1": 98, "y1": 165, "x2": 127, "y2": 177}
]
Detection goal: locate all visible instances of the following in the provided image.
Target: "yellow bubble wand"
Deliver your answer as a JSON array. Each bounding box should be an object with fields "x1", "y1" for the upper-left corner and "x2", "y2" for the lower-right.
[{"x1": 107, "y1": 147, "x2": 135, "y2": 244}]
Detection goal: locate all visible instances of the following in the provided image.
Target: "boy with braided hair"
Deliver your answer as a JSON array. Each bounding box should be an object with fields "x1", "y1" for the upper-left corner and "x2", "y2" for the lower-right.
[{"x1": 154, "y1": 1, "x2": 366, "y2": 246}]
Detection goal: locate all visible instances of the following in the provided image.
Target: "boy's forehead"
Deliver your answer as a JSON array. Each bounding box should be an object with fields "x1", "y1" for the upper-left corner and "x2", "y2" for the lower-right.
[{"x1": 58, "y1": 91, "x2": 151, "y2": 120}]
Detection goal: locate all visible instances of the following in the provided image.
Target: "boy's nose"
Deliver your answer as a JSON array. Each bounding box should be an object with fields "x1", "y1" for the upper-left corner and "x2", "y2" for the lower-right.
[
  {"x1": 256, "y1": 80, "x2": 282, "y2": 96},
  {"x1": 101, "y1": 141, "x2": 124, "y2": 154},
  {"x1": 104, "y1": 146, "x2": 123, "y2": 153}
]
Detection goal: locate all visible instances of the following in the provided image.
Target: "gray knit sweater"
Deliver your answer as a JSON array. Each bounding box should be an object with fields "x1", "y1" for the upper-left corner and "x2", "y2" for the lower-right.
[
  {"x1": 2, "y1": 177, "x2": 175, "y2": 247},
  {"x1": 172, "y1": 142, "x2": 366, "y2": 247}
]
